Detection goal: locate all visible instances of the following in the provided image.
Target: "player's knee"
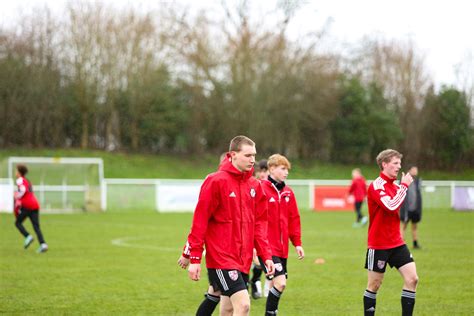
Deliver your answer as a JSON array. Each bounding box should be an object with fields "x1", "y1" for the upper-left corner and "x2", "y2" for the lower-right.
[
  {"x1": 274, "y1": 280, "x2": 286, "y2": 292},
  {"x1": 234, "y1": 300, "x2": 250, "y2": 314},
  {"x1": 407, "y1": 274, "x2": 419, "y2": 288},
  {"x1": 220, "y1": 303, "x2": 233, "y2": 315},
  {"x1": 368, "y1": 279, "x2": 382, "y2": 292}
]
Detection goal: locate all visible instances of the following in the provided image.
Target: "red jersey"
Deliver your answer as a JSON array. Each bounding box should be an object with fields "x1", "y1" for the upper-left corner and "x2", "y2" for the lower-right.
[
  {"x1": 349, "y1": 176, "x2": 367, "y2": 202},
  {"x1": 261, "y1": 179, "x2": 302, "y2": 258},
  {"x1": 16, "y1": 177, "x2": 40, "y2": 210},
  {"x1": 367, "y1": 172, "x2": 408, "y2": 249},
  {"x1": 182, "y1": 157, "x2": 272, "y2": 274}
]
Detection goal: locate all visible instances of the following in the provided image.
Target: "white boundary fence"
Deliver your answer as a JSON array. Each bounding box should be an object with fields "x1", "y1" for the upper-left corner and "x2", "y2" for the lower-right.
[{"x1": 1, "y1": 178, "x2": 473, "y2": 212}]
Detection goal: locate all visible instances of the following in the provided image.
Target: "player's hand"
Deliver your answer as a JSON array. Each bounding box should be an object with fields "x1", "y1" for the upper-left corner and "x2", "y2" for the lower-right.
[
  {"x1": 252, "y1": 248, "x2": 261, "y2": 266},
  {"x1": 177, "y1": 255, "x2": 190, "y2": 269},
  {"x1": 401, "y1": 172, "x2": 414, "y2": 187},
  {"x1": 188, "y1": 263, "x2": 201, "y2": 281},
  {"x1": 264, "y1": 260, "x2": 275, "y2": 276},
  {"x1": 296, "y1": 246, "x2": 305, "y2": 260}
]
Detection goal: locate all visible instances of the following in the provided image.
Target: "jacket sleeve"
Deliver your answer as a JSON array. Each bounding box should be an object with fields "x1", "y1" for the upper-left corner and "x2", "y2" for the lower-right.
[
  {"x1": 184, "y1": 176, "x2": 219, "y2": 264},
  {"x1": 348, "y1": 180, "x2": 355, "y2": 194},
  {"x1": 254, "y1": 182, "x2": 272, "y2": 262},
  {"x1": 16, "y1": 178, "x2": 26, "y2": 199},
  {"x1": 371, "y1": 183, "x2": 409, "y2": 212},
  {"x1": 288, "y1": 189, "x2": 302, "y2": 247}
]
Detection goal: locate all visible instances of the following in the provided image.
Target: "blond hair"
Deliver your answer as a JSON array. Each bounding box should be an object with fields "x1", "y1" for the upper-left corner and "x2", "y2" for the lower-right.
[
  {"x1": 376, "y1": 149, "x2": 403, "y2": 170},
  {"x1": 267, "y1": 154, "x2": 291, "y2": 169}
]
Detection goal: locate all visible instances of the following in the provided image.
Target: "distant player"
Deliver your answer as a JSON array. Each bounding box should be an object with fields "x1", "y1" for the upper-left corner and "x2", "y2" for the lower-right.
[
  {"x1": 14, "y1": 164, "x2": 48, "y2": 253},
  {"x1": 254, "y1": 159, "x2": 269, "y2": 181},
  {"x1": 259, "y1": 154, "x2": 304, "y2": 316},
  {"x1": 180, "y1": 136, "x2": 274, "y2": 316},
  {"x1": 348, "y1": 168, "x2": 368, "y2": 227},
  {"x1": 363, "y1": 149, "x2": 418, "y2": 316},
  {"x1": 249, "y1": 159, "x2": 269, "y2": 300},
  {"x1": 400, "y1": 165, "x2": 422, "y2": 249}
]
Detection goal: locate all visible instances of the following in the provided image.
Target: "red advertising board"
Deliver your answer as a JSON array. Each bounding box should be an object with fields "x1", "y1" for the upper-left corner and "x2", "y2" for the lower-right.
[{"x1": 313, "y1": 186, "x2": 353, "y2": 211}]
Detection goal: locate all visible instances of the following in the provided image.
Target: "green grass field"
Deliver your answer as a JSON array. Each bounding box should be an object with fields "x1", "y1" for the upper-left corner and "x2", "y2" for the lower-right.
[{"x1": 1, "y1": 208, "x2": 473, "y2": 315}]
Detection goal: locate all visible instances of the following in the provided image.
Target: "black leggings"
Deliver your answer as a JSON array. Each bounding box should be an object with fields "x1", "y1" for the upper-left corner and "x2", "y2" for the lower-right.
[
  {"x1": 15, "y1": 208, "x2": 46, "y2": 244},
  {"x1": 355, "y1": 202, "x2": 363, "y2": 222}
]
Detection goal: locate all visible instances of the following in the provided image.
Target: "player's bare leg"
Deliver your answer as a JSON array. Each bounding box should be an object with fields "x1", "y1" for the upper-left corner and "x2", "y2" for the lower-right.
[
  {"x1": 219, "y1": 296, "x2": 233, "y2": 316},
  {"x1": 398, "y1": 262, "x2": 418, "y2": 315},
  {"x1": 364, "y1": 271, "x2": 384, "y2": 315},
  {"x1": 399, "y1": 262, "x2": 418, "y2": 291},
  {"x1": 229, "y1": 290, "x2": 250, "y2": 316},
  {"x1": 367, "y1": 270, "x2": 384, "y2": 292}
]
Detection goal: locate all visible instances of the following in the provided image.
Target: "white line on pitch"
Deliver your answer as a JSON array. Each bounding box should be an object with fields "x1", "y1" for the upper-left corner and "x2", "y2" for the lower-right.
[{"x1": 111, "y1": 236, "x2": 177, "y2": 252}]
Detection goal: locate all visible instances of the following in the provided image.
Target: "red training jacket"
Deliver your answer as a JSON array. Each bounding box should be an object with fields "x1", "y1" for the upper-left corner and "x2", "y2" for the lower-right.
[
  {"x1": 261, "y1": 179, "x2": 302, "y2": 258},
  {"x1": 16, "y1": 177, "x2": 40, "y2": 211},
  {"x1": 349, "y1": 176, "x2": 367, "y2": 202},
  {"x1": 182, "y1": 157, "x2": 272, "y2": 274},
  {"x1": 367, "y1": 172, "x2": 408, "y2": 249}
]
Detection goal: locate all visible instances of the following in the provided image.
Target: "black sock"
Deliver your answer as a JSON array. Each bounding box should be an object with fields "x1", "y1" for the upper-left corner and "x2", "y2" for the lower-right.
[
  {"x1": 363, "y1": 289, "x2": 377, "y2": 315},
  {"x1": 266, "y1": 286, "x2": 282, "y2": 315},
  {"x1": 251, "y1": 266, "x2": 263, "y2": 283},
  {"x1": 401, "y1": 289, "x2": 416, "y2": 316},
  {"x1": 196, "y1": 293, "x2": 220, "y2": 316}
]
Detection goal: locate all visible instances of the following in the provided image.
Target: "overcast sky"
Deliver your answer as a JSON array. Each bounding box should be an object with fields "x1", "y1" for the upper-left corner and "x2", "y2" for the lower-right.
[{"x1": 1, "y1": 0, "x2": 473, "y2": 88}]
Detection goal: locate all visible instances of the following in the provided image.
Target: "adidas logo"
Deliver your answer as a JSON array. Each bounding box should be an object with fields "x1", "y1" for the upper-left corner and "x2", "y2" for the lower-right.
[
  {"x1": 269, "y1": 197, "x2": 276, "y2": 202},
  {"x1": 229, "y1": 192, "x2": 236, "y2": 197},
  {"x1": 365, "y1": 307, "x2": 375, "y2": 312}
]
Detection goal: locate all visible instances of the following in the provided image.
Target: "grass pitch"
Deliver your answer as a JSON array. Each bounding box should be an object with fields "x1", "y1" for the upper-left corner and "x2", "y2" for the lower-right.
[{"x1": 1, "y1": 208, "x2": 473, "y2": 315}]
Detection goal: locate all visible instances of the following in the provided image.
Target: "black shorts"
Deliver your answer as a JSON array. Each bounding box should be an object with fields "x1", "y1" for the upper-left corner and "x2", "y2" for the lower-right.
[
  {"x1": 208, "y1": 269, "x2": 249, "y2": 296},
  {"x1": 364, "y1": 245, "x2": 414, "y2": 273},
  {"x1": 259, "y1": 256, "x2": 288, "y2": 280},
  {"x1": 403, "y1": 211, "x2": 421, "y2": 224}
]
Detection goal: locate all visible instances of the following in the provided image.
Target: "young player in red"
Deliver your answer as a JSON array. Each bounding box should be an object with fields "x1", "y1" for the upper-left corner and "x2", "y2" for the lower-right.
[
  {"x1": 179, "y1": 136, "x2": 274, "y2": 316},
  {"x1": 14, "y1": 165, "x2": 48, "y2": 253},
  {"x1": 259, "y1": 154, "x2": 304, "y2": 316},
  {"x1": 249, "y1": 159, "x2": 269, "y2": 300},
  {"x1": 348, "y1": 168, "x2": 368, "y2": 227},
  {"x1": 363, "y1": 149, "x2": 418, "y2": 316}
]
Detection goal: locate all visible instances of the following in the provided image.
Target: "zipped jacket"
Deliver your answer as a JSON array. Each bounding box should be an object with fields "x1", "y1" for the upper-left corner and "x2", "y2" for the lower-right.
[
  {"x1": 183, "y1": 157, "x2": 271, "y2": 274},
  {"x1": 261, "y1": 179, "x2": 302, "y2": 258},
  {"x1": 367, "y1": 172, "x2": 408, "y2": 249},
  {"x1": 16, "y1": 177, "x2": 40, "y2": 210},
  {"x1": 349, "y1": 176, "x2": 367, "y2": 203}
]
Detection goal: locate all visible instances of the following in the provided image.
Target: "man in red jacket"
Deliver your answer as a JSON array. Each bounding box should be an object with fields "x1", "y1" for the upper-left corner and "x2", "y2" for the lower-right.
[
  {"x1": 363, "y1": 149, "x2": 418, "y2": 316},
  {"x1": 348, "y1": 168, "x2": 368, "y2": 227},
  {"x1": 259, "y1": 154, "x2": 304, "y2": 316},
  {"x1": 14, "y1": 164, "x2": 48, "y2": 253},
  {"x1": 180, "y1": 135, "x2": 274, "y2": 316}
]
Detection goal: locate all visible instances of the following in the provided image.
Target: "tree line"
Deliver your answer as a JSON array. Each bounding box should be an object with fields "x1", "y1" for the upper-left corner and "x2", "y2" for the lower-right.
[{"x1": 0, "y1": 1, "x2": 472, "y2": 169}]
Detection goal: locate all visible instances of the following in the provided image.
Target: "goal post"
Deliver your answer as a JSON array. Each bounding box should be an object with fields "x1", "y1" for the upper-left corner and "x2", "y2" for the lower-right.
[{"x1": 7, "y1": 157, "x2": 106, "y2": 212}]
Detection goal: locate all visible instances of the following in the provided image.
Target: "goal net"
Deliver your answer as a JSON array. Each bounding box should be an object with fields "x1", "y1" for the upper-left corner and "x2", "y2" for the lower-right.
[{"x1": 7, "y1": 157, "x2": 105, "y2": 213}]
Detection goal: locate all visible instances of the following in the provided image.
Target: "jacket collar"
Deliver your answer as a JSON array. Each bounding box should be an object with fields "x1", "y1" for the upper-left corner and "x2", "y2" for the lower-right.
[
  {"x1": 218, "y1": 153, "x2": 253, "y2": 181},
  {"x1": 380, "y1": 172, "x2": 395, "y2": 183},
  {"x1": 266, "y1": 176, "x2": 286, "y2": 191}
]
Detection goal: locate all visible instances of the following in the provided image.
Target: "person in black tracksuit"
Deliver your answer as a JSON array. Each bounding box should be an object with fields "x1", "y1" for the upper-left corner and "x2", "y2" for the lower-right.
[{"x1": 400, "y1": 166, "x2": 423, "y2": 249}]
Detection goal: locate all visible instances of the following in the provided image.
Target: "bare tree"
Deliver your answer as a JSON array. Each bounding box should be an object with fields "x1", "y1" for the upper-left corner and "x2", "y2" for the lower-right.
[{"x1": 352, "y1": 37, "x2": 432, "y2": 162}]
